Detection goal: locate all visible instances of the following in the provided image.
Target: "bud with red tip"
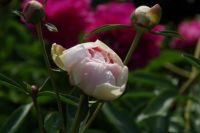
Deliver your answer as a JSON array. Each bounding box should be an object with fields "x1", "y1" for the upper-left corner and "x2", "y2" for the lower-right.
[
  {"x1": 131, "y1": 4, "x2": 162, "y2": 30},
  {"x1": 22, "y1": 0, "x2": 45, "y2": 24},
  {"x1": 31, "y1": 85, "x2": 38, "y2": 97}
]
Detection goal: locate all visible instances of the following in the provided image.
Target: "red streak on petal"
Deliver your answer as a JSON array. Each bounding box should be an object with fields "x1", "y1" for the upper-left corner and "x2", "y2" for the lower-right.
[
  {"x1": 88, "y1": 46, "x2": 114, "y2": 64},
  {"x1": 92, "y1": 46, "x2": 102, "y2": 52},
  {"x1": 88, "y1": 49, "x2": 94, "y2": 57},
  {"x1": 106, "y1": 53, "x2": 113, "y2": 64},
  {"x1": 110, "y1": 58, "x2": 114, "y2": 64}
]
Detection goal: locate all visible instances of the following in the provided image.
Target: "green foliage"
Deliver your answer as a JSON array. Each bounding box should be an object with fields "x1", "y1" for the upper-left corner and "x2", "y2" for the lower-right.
[
  {"x1": 38, "y1": 91, "x2": 78, "y2": 107},
  {"x1": 83, "y1": 24, "x2": 130, "y2": 39},
  {"x1": 129, "y1": 71, "x2": 177, "y2": 89},
  {"x1": 0, "y1": 73, "x2": 27, "y2": 94},
  {"x1": 144, "y1": 50, "x2": 183, "y2": 71},
  {"x1": 0, "y1": 103, "x2": 32, "y2": 133},
  {"x1": 102, "y1": 103, "x2": 140, "y2": 133},
  {"x1": 44, "y1": 112, "x2": 63, "y2": 133},
  {"x1": 182, "y1": 53, "x2": 200, "y2": 69},
  {"x1": 137, "y1": 89, "x2": 176, "y2": 121},
  {"x1": 151, "y1": 30, "x2": 182, "y2": 38}
]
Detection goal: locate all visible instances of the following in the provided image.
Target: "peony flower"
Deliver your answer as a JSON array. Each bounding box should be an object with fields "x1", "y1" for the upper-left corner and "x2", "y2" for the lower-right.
[
  {"x1": 171, "y1": 20, "x2": 200, "y2": 49},
  {"x1": 85, "y1": 2, "x2": 164, "y2": 69},
  {"x1": 86, "y1": 2, "x2": 135, "y2": 30},
  {"x1": 51, "y1": 40, "x2": 128, "y2": 101}
]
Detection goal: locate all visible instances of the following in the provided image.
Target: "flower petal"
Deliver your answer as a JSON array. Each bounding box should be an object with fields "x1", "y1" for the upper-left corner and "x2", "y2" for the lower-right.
[
  {"x1": 60, "y1": 43, "x2": 90, "y2": 71},
  {"x1": 95, "y1": 40, "x2": 124, "y2": 66},
  {"x1": 71, "y1": 60, "x2": 116, "y2": 95},
  {"x1": 117, "y1": 66, "x2": 128, "y2": 86},
  {"x1": 51, "y1": 43, "x2": 66, "y2": 70},
  {"x1": 93, "y1": 83, "x2": 125, "y2": 101}
]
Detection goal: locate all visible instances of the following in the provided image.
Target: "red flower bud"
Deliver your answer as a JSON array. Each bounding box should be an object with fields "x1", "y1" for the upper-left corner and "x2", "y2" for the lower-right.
[
  {"x1": 22, "y1": 0, "x2": 45, "y2": 24},
  {"x1": 31, "y1": 85, "x2": 38, "y2": 96}
]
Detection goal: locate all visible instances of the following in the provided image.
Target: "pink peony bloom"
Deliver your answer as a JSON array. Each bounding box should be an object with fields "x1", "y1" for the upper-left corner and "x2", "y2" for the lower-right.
[
  {"x1": 51, "y1": 40, "x2": 128, "y2": 101},
  {"x1": 23, "y1": 0, "x2": 93, "y2": 48},
  {"x1": 171, "y1": 20, "x2": 200, "y2": 49},
  {"x1": 85, "y1": 2, "x2": 164, "y2": 69}
]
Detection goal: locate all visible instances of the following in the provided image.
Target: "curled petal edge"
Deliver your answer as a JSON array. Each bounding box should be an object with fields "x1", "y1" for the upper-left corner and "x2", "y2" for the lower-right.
[
  {"x1": 92, "y1": 83, "x2": 126, "y2": 101},
  {"x1": 51, "y1": 43, "x2": 66, "y2": 70}
]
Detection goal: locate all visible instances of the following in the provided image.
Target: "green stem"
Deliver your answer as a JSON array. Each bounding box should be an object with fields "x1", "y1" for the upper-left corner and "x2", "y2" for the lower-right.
[
  {"x1": 36, "y1": 23, "x2": 66, "y2": 132},
  {"x1": 181, "y1": 39, "x2": 200, "y2": 132},
  {"x1": 32, "y1": 96, "x2": 45, "y2": 133},
  {"x1": 72, "y1": 95, "x2": 85, "y2": 133},
  {"x1": 165, "y1": 63, "x2": 190, "y2": 78},
  {"x1": 179, "y1": 38, "x2": 200, "y2": 95},
  {"x1": 123, "y1": 29, "x2": 144, "y2": 65},
  {"x1": 184, "y1": 93, "x2": 192, "y2": 133},
  {"x1": 81, "y1": 102, "x2": 104, "y2": 133}
]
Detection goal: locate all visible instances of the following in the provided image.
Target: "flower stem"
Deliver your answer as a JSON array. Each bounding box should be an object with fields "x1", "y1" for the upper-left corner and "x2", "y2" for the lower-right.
[
  {"x1": 123, "y1": 28, "x2": 144, "y2": 65},
  {"x1": 181, "y1": 39, "x2": 200, "y2": 132},
  {"x1": 72, "y1": 94, "x2": 85, "y2": 133},
  {"x1": 32, "y1": 96, "x2": 45, "y2": 133},
  {"x1": 81, "y1": 102, "x2": 104, "y2": 133},
  {"x1": 184, "y1": 93, "x2": 192, "y2": 133},
  {"x1": 179, "y1": 38, "x2": 200, "y2": 94},
  {"x1": 36, "y1": 23, "x2": 66, "y2": 132}
]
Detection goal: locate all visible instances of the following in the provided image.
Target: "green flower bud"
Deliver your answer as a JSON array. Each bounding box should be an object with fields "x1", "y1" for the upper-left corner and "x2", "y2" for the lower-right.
[
  {"x1": 22, "y1": 0, "x2": 45, "y2": 24},
  {"x1": 131, "y1": 4, "x2": 162, "y2": 30}
]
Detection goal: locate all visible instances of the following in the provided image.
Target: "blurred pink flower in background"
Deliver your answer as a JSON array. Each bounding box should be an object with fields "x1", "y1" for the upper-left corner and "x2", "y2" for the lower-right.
[
  {"x1": 85, "y1": 2, "x2": 165, "y2": 69},
  {"x1": 36, "y1": 0, "x2": 93, "y2": 48},
  {"x1": 171, "y1": 20, "x2": 200, "y2": 49},
  {"x1": 22, "y1": 1, "x2": 165, "y2": 69}
]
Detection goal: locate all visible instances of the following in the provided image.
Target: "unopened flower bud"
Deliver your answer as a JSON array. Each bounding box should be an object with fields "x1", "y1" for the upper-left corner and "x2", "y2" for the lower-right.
[
  {"x1": 22, "y1": 0, "x2": 45, "y2": 24},
  {"x1": 31, "y1": 85, "x2": 38, "y2": 96},
  {"x1": 131, "y1": 4, "x2": 161, "y2": 30},
  {"x1": 52, "y1": 40, "x2": 128, "y2": 101}
]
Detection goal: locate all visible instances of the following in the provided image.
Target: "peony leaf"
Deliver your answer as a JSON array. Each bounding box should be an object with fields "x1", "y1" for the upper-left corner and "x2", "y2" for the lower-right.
[
  {"x1": 144, "y1": 50, "x2": 183, "y2": 71},
  {"x1": 129, "y1": 71, "x2": 177, "y2": 89},
  {"x1": 137, "y1": 89, "x2": 177, "y2": 122},
  {"x1": 44, "y1": 112, "x2": 63, "y2": 133},
  {"x1": 102, "y1": 103, "x2": 140, "y2": 133},
  {"x1": 0, "y1": 73, "x2": 23, "y2": 88},
  {"x1": 0, "y1": 73, "x2": 27, "y2": 94},
  {"x1": 45, "y1": 23, "x2": 58, "y2": 32},
  {"x1": 38, "y1": 91, "x2": 78, "y2": 107},
  {"x1": 85, "y1": 24, "x2": 130, "y2": 38},
  {"x1": 0, "y1": 80, "x2": 27, "y2": 94},
  {"x1": 122, "y1": 91, "x2": 155, "y2": 100},
  {"x1": 12, "y1": 10, "x2": 23, "y2": 17},
  {"x1": 151, "y1": 30, "x2": 182, "y2": 38},
  {"x1": 0, "y1": 103, "x2": 33, "y2": 133},
  {"x1": 182, "y1": 53, "x2": 200, "y2": 69}
]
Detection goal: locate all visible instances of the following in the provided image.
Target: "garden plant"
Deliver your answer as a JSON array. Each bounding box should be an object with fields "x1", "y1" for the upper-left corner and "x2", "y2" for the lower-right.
[{"x1": 0, "y1": 0, "x2": 200, "y2": 133}]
